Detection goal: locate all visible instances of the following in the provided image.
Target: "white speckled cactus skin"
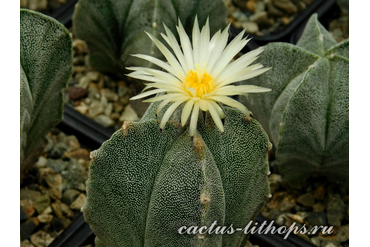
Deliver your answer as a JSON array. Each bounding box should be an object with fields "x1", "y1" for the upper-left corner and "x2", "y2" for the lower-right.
[
  {"x1": 20, "y1": 9, "x2": 72, "y2": 177},
  {"x1": 241, "y1": 14, "x2": 349, "y2": 186},
  {"x1": 83, "y1": 101, "x2": 271, "y2": 247},
  {"x1": 72, "y1": 0, "x2": 227, "y2": 78}
]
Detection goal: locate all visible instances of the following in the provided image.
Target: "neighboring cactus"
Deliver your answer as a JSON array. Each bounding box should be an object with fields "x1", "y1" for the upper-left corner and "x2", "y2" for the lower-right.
[
  {"x1": 20, "y1": 9, "x2": 72, "y2": 178},
  {"x1": 72, "y1": 0, "x2": 227, "y2": 79},
  {"x1": 240, "y1": 14, "x2": 349, "y2": 185},
  {"x1": 84, "y1": 101, "x2": 271, "y2": 246}
]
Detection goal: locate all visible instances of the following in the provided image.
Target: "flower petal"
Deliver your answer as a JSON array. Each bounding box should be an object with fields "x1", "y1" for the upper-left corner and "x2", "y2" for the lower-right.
[
  {"x1": 206, "y1": 24, "x2": 230, "y2": 71},
  {"x1": 206, "y1": 95, "x2": 250, "y2": 116},
  {"x1": 234, "y1": 85, "x2": 272, "y2": 93},
  {"x1": 208, "y1": 84, "x2": 271, "y2": 96},
  {"x1": 189, "y1": 102, "x2": 200, "y2": 136},
  {"x1": 209, "y1": 31, "x2": 250, "y2": 79},
  {"x1": 208, "y1": 102, "x2": 224, "y2": 132},
  {"x1": 162, "y1": 24, "x2": 189, "y2": 75},
  {"x1": 141, "y1": 68, "x2": 183, "y2": 87},
  {"x1": 127, "y1": 70, "x2": 165, "y2": 83},
  {"x1": 142, "y1": 82, "x2": 184, "y2": 93},
  {"x1": 145, "y1": 31, "x2": 186, "y2": 79},
  {"x1": 198, "y1": 17, "x2": 210, "y2": 67},
  {"x1": 144, "y1": 93, "x2": 188, "y2": 102},
  {"x1": 218, "y1": 46, "x2": 264, "y2": 81},
  {"x1": 215, "y1": 47, "x2": 264, "y2": 84},
  {"x1": 176, "y1": 19, "x2": 194, "y2": 70},
  {"x1": 132, "y1": 54, "x2": 176, "y2": 76},
  {"x1": 214, "y1": 64, "x2": 264, "y2": 89},
  {"x1": 181, "y1": 99, "x2": 195, "y2": 126},
  {"x1": 187, "y1": 87, "x2": 197, "y2": 97},
  {"x1": 130, "y1": 89, "x2": 168, "y2": 100},
  {"x1": 192, "y1": 16, "x2": 201, "y2": 63},
  {"x1": 199, "y1": 99, "x2": 209, "y2": 111},
  {"x1": 209, "y1": 100, "x2": 225, "y2": 119},
  {"x1": 231, "y1": 67, "x2": 272, "y2": 82},
  {"x1": 160, "y1": 100, "x2": 186, "y2": 129},
  {"x1": 156, "y1": 97, "x2": 173, "y2": 115}
]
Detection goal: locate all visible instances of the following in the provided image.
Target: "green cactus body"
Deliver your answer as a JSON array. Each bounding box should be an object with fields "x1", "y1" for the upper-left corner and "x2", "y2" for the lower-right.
[
  {"x1": 241, "y1": 14, "x2": 349, "y2": 185},
  {"x1": 84, "y1": 102, "x2": 270, "y2": 246},
  {"x1": 72, "y1": 0, "x2": 227, "y2": 79},
  {"x1": 20, "y1": 9, "x2": 72, "y2": 177}
]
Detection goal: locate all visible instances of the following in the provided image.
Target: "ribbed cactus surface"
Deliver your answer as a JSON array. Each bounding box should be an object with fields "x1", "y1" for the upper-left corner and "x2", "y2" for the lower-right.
[
  {"x1": 20, "y1": 9, "x2": 72, "y2": 177},
  {"x1": 241, "y1": 14, "x2": 349, "y2": 185},
  {"x1": 84, "y1": 102, "x2": 271, "y2": 246},
  {"x1": 72, "y1": 0, "x2": 227, "y2": 79}
]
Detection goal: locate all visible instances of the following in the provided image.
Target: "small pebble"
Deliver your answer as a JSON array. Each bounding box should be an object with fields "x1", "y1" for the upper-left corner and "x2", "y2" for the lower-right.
[
  {"x1": 327, "y1": 195, "x2": 344, "y2": 226},
  {"x1": 68, "y1": 87, "x2": 88, "y2": 101},
  {"x1": 243, "y1": 22, "x2": 259, "y2": 33},
  {"x1": 70, "y1": 193, "x2": 86, "y2": 210},
  {"x1": 119, "y1": 104, "x2": 139, "y2": 122},
  {"x1": 313, "y1": 186, "x2": 326, "y2": 200},
  {"x1": 246, "y1": 1, "x2": 256, "y2": 11},
  {"x1": 30, "y1": 230, "x2": 54, "y2": 247},
  {"x1": 35, "y1": 156, "x2": 48, "y2": 168},
  {"x1": 94, "y1": 114, "x2": 115, "y2": 128},
  {"x1": 37, "y1": 214, "x2": 54, "y2": 224},
  {"x1": 305, "y1": 212, "x2": 327, "y2": 226},
  {"x1": 62, "y1": 189, "x2": 81, "y2": 205},
  {"x1": 296, "y1": 193, "x2": 315, "y2": 207}
]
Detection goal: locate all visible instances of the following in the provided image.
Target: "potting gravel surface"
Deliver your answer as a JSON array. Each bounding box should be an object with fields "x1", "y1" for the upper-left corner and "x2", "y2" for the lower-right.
[
  {"x1": 261, "y1": 161, "x2": 349, "y2": 247},
  {"x1": 224, "y1": 0, "x2": 317, "y2": 36},
  {"x1": 20, "y1": 129, "x2": 93, "y2": 247},
  {"x1": 65, "y1": 36, "x2": 149, "y2": 131}
]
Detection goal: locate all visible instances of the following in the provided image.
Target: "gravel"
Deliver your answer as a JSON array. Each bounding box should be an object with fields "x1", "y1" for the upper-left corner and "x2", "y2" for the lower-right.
[
  {"x1": 20, "y1": 129, "x2": 91, "y2": 246},
  {"x1": 261, "y1": 162, "x2": 349, "y2": 247},
  {"x1": 66, "y1": 37, "x2": 145, "y2": 130},
  {"x1": 224, "y1": 0, "x2": 316, "y2": 36}
]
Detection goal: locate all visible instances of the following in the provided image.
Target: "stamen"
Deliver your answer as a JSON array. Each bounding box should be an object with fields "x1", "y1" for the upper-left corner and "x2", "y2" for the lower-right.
[{"x1": 183, "y1": 65, "x2": 214, "y2": 97}]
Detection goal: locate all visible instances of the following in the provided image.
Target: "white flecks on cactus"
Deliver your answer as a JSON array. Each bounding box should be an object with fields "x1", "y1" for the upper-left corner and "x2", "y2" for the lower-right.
[
  {"x1": 83, "y1": 101, "x2": 271, "y2": 247},
  {"x1": 241, "y1": 14, "x2": 349, "y2": 185},
  {"x1": 73, "y1": 0, "x2": 228, "y2": 79},
  {"x1": 20, "y1": 9, "x2": 72, "y2": 176}
]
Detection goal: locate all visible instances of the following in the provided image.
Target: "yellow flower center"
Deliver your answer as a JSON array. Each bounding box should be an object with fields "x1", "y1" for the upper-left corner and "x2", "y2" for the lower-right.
[{"x1": 183, "y1": 65, "x2": 214, "y2": 98}]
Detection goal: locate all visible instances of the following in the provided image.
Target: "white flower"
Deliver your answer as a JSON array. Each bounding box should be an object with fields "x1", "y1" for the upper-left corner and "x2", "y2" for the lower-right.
[{"x1": 128, "y1": 17, "x2": 270, "y2": 136}]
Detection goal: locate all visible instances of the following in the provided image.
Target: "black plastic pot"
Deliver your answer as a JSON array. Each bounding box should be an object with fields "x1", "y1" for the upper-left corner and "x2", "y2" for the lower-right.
[
  {"x1": 290, "y1": 0, "x2": 340, "y2": 44},
  {"x1": 47, "y1": 212, "x2": 95, "y2": 247},
  {"x1": 58, "y1": 105, "x2": 115, "y2": 151},
  {"x1": 22, "y1": 0, "x2": 78, "y2": 26},
  {"x1": 230, "y1": 0, "x2": 337, "y2": 52},
  {"x1": 49, "y1": 0, "x2": 78, "y2": 27}
]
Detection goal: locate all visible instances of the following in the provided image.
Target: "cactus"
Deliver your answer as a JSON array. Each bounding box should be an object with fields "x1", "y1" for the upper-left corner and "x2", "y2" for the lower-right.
[
  {"x1": 240, "y1": 14, "x2": 349, "y2": 185},
  {"x1": 83, "y1": 100, "x2": 271, "y2": 246},
  {"x1": 20, "y1": 9, "x2": 72, "y2": 178},
  {"x1": 83, "y1": 16, "x2": 271, "y2": 246},
  {"x1": 72, "y1": 0, "x2": 227, "y2": 79}
]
